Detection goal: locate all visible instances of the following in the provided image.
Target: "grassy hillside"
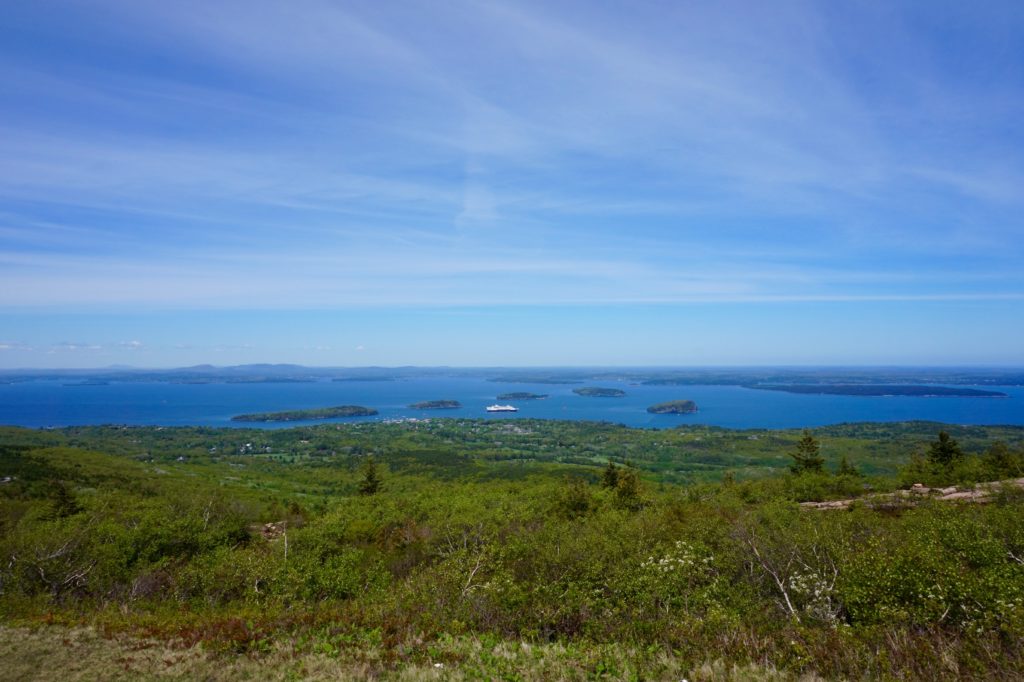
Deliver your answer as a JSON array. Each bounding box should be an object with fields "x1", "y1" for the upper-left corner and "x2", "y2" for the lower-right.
[{"x1": 1, "y1": 421, "x2": 1023, "y2": 679}]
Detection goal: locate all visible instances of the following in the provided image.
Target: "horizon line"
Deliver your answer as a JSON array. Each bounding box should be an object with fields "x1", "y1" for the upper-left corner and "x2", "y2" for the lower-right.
[{"x1": 3, "y1": 363, "x2": 1024, "y2": 372}]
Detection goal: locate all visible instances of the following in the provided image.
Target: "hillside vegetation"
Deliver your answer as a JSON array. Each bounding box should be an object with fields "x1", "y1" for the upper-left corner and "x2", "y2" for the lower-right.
[{"x1": 1, "y1": 420, "x2": 1023, "y2": 679}]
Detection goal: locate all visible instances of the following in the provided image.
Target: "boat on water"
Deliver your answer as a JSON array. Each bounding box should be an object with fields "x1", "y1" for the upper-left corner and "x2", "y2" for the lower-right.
[{"x1": 485, "y1": 404, "x2": 519, "y2": 412}]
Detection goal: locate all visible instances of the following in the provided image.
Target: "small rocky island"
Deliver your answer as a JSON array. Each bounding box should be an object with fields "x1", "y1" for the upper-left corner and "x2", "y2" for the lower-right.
[
  {"x1": 231, "y1": 405, "x2": 378, "y2": 422},
  {"x1": 647, "y1": 400, "x2": 699, "y2": 414},
  {"x1": 573, "y1": 387, "x2": 626, "y2": 398},
  {"x1": 408, "y1": 400, "x2": 462, "y2": 410},
  {"x1": 496, "y1": 392, "x2": 548, "y2": 400}
]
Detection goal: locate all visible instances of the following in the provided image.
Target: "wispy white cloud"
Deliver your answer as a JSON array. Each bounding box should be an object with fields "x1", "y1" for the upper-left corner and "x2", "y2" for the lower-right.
[
  {"x1": 49, "y1": 342, "x2": 103, "y2": 353},
  {"x1": 0, "y1": 0, "x2": 1021, "y2": 332}
]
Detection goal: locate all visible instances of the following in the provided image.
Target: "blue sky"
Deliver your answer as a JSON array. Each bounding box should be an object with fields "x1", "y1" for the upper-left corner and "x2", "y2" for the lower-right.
[{"x1": 1, "y1": 0, "x2": 1023, "y2": 367}]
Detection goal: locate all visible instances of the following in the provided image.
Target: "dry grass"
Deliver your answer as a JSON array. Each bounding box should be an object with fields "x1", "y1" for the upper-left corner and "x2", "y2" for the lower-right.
[
  {"x1": 0, "y1": 625, "x2": 399, "y2": 681},
  {"x1": 0, "y1": 625, "x2": 813, "y2": 681}
]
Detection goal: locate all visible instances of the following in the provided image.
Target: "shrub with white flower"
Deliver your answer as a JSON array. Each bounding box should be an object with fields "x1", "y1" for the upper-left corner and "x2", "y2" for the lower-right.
[
  {"x1": 640, "y1": 541, "x2": 704, "y2": 574},
  {"x1": 633, "y1": 540, "x2": 717, "y2": 613},
  {"x1": 788, "y1": 570, "x2": 842, "y2": 625}
]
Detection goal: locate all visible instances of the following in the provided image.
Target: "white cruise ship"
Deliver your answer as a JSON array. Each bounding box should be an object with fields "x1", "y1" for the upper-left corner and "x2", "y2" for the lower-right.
[{"x1": 485, "y1": 404, "x2": 519, "y2": 412}]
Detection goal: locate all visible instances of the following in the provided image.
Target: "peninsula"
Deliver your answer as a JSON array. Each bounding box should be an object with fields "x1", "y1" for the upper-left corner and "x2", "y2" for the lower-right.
[
  {"x1": 647, "y1": 400, "x2": 699, "y2": 414},
  {"x1": 231, "y1": 405, "x2": 378, "y2": 422},
  {"x1": 408, "y1": 400, "x2": 462, "y2": 410},
  {"x1": 573, "y1": 387, "x2": 626, "y2": 398},
  {"x1": 747, "y1": 384, "x2": 1008, "y2": 398}
]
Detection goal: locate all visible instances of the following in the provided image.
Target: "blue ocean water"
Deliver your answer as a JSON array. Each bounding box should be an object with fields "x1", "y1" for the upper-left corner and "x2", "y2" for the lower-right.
[{"x1": 0, "y1": 378, "x2": 1022, "y2": 430}]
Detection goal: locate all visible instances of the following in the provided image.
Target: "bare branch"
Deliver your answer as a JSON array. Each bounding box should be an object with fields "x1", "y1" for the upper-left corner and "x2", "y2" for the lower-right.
[
  {"x1": 745, "y1": 536, "x2": 800, "y2": 622},
  {"x1": 461, "y1": 551, "x2": 486, "y2": 596}
]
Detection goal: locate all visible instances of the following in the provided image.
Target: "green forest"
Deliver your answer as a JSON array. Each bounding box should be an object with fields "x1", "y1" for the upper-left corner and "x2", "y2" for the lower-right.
[{"x1": 1, "y1": 419, "x2": 1023, "y2": 680}]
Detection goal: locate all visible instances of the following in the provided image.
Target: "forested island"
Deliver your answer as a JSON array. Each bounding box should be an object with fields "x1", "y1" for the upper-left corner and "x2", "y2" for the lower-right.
[
  {"x1": 408, "y1": 399, "x2": 461, "y2": 409},
  {"x1": 646, "y1": 399, "x2": 699, "y2": 414},
  {"x1": 748, "y1": 384, "x2": 1008, "y2": 397},
  {"x1": 573, "y1": 386, "x2": 626, "y2": 397},
  {"x1": 496, "y1": 392, "x2": 548, "y2": 400},
  {"x1": 231, "y1": 405, "x2": 378, "y2": 422}
]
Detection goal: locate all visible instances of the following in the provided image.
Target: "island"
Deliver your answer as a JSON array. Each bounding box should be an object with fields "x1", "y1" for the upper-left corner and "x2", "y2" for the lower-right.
[
  {"x1": 745, "y1": 384, "x2": 1008, "y2": 398},
  {"x1": 573, "y1": 387, "x2": 626, "y2": 398},
  {"x1": 647, "y1": 400, "x2": 699, "y2": 414},
  {"x1": 488, "y1": 376, "x2": 584, "y2": 384},
  {"x1": 231, "y1": 405, "x2": 378, "y2": 422},
  {"x1": 408, "y1": 400, "x2": 462, "y2": 410},
  {"x1": 224, "y1": 377, "x2": 316, "y2": 384},
  {"x1": 496, "y1": 392, "x2": 549, "y2": 400}
]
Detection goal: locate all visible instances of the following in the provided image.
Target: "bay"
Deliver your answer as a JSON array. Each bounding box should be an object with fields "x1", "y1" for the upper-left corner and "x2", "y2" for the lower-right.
[{"x1": 1, "y1": 377, "x2": 1022, "y2": 429}]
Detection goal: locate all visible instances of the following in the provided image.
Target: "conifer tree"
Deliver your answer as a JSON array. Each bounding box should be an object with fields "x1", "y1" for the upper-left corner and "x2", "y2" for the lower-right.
[
  {"x1": 358, "y1": 456, "x2": 381, "y2": 495},
  {"x1": 51, "y1": 480, "x2": 82, "y2": 518},
  {"x1": 836, "y1": 454, "x2": 860, "y2": 477},
  {"x1": 601, "y1": 460, "x2": 620, "y2": 489},
  {"x1": 789, "y1": 430, "x2": 825, "y2": 474},
  {"x1": 927, "y1": 431, "x2": 963, "y2": 467},
  {"x1": 614, "y1": 467, "x2": 643, "y2": 510}
]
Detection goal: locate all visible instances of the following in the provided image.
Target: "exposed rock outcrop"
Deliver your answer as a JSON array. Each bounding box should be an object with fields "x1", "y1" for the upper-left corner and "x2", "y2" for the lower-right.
[{"x1": 801, "y1": 478, "x2": 1024, "y2": 511}]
